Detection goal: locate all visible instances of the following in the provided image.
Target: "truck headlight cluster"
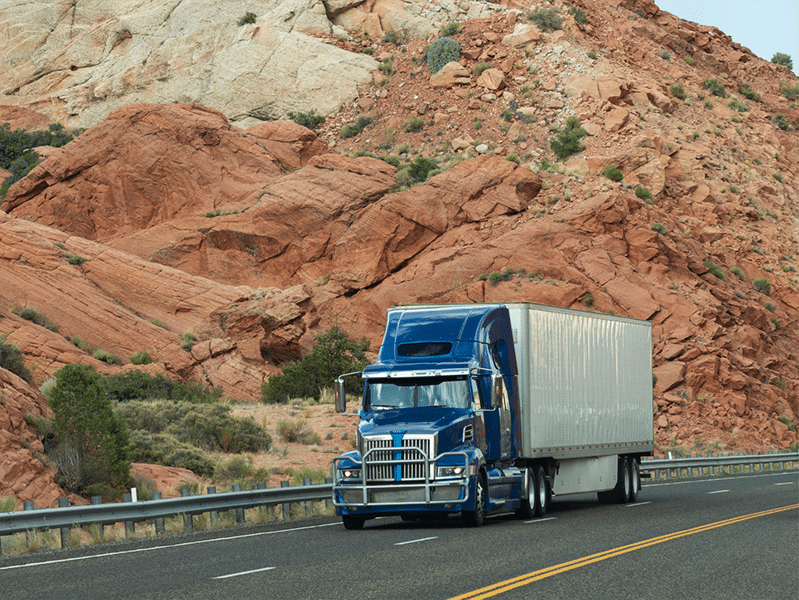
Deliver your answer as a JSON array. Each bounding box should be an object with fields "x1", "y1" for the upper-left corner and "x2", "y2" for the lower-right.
[
  {"x1": 338, "y1": 468, "x2": 361, "y2": 480},
  {"x1": 436, "y1": 465, "x2": 465, "y2": 479}
]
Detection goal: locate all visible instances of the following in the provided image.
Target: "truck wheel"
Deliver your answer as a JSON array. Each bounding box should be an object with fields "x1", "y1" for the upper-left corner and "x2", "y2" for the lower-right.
[
  {"x1": 463, "y1": 473, "x2": 487, "y2": 527},
  {"x1": 534, "y1": 465, "x2": 550, "y2": 517},
  {"x1": 342, "y1": 515, "x2": 365, "y2": 530},
  {"x1": 628, "y1": 459, "x2": 640, "y2": 503},
  {"x1": 516, "y1": 469, "x2": 536, "y2": 519},
  {"x1": 597, "y1": 457, "x2": 631, "y2": 504}
]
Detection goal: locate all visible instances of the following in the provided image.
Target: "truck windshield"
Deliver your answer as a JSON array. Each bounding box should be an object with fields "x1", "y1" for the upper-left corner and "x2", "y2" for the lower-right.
[{"x1": 365, "y1": 377, "x2": 470, "y2": 410}]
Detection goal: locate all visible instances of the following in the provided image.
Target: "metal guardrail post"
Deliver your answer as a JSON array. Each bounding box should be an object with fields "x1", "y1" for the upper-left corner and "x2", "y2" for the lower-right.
[
  {"x1": 23, "y1": 501, "x2": 34, "y2": 543},
  {"x1": 232, "y1": 484, "x2": 245, "y2": 524},
  {"x1": 152, "y1": 492, "x2": 165, "y2": 534},
  {"x1": 281, "y1": 481, "x2": 291, "y2": 520},
  {"x1": 91, "y1": 496, "x2": 104, "y2": 540},
  {"x1": 256, "y1": 482, "x2": 268, "y2": 517},
  {"x1": 207, "y1": 486, "x2": 219, "y2": 526},
  {"x1": 180, "y1": 489, "x2": 193, "y2": 532},
  {"x1": 123, "y1": 493, "x2": 135, "y2": 538},
  {"x1": 58, "y1": 498, "x2": 70, "y2": 549},
  {"x1": 303, "y1": 479, "x2": 313, "y2": 517},
  {"x1": 325, "y1": 478, "x2": 333, "y2": 509}
]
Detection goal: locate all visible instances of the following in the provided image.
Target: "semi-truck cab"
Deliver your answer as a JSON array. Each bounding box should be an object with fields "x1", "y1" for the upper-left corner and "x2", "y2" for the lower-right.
[{"x1": 332, "y1": 303, "x2": 654, "y2": 530}]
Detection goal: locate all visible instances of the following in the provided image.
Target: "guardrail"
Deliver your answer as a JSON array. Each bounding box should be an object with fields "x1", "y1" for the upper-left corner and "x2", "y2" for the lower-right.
[{"x1": 1, "y1": 452, "x2": 797, "y2": 556}]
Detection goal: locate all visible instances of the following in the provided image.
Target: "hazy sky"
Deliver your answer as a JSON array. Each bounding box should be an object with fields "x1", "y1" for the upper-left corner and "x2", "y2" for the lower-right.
[{"x1": 657, "y1": 0, "x2": 798, "y2": 74}]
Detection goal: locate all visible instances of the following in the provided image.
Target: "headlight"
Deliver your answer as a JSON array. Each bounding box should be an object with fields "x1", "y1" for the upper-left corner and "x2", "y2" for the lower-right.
[
  {"x1": 338, "y1": 468, "x2": 362, "y2": 480},
  {"x1": 436, "y1": 465, "x2": 466, "y2": 479}
]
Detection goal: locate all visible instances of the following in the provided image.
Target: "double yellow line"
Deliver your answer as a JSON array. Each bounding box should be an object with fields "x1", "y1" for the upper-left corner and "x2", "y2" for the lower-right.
[{"x1": 450, "y1": 504, "x2": 799, "y2": 600}]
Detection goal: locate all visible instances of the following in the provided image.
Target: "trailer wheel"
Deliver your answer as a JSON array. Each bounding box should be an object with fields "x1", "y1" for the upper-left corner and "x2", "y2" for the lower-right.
[
  {"x1": 598, "y1": 457, "x2": 631, "y2": 504},
  {"x1": 463, "y1": 473, "x2": 487, "y2": 527},
  {"x1": 628, "y1": 459, "x2": 640, "y2": 503},
  {"x1": 342, "y1": 515, "x2": 365, "y2": 530}
]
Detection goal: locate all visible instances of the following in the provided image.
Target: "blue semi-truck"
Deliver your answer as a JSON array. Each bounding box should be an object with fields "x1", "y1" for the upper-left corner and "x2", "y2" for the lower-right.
[{"x1": 332, "y1": 303, "x2": 654, "y2": 529}]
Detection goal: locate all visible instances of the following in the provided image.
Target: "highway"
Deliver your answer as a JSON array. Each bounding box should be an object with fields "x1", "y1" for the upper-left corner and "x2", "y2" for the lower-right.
[{"x1": 2, "y1": 471, "x2": 796, "y2": 600}]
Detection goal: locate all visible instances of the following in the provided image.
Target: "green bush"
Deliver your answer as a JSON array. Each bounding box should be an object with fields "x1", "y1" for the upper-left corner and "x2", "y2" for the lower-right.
[
  {"x1": 753, "y1": 278, "x2": 771, "y2": 295},
  {"x1": 48, "y1": 364, "x2": 130, "y2": 498},
  {"x1": 130, "y1": 351, "x2": 153, "y2": 365},
  {"x1": 355, "y1": 115, "x2": 373, "y2": 130},
  {"x1": 582, "y1": 293, "x2": 594, "y2": 308},
  {"x1": 287, "y1": 110, "x2": 325, "y2": 131},
  {"x1": 549, "y1": 116, "x2": 586, "y2": 160},
  {"x1": 702, "y1": 79, "x2": 728, "y2": 98},
  {"x1": 569, "y1": 7, "x2": 588, "y2": 26},
  {"x1": 670, "y1": 83, "x2": 686, "y2": 100},
  {"x1": 587, "y1": 51, "x2": 597, "y2": 60},
  {"x1": 439, "y1": 22, "x2": 462, "y2": 37},
  {"x1": 261, "y1": 326, "x2": 369, "y2": 403},
  {"x1": 215, "y1": 455, "x2": 255, "y2": 481},
  {"x1": 474, "y1": 61, "x2": 492, "y2": 75},
  {"x1": 339, "y1": 124, "x2": 359, "y2": 139},
  {"x1": 635, "y1": 185, "x2": 653, "y2": 203},
  {"x1": 276, "y1": 420, "x2": 322, "y2": 445},
  {"x1": 703, "y1": 259, "x2": 726, "y2": 281},
  {"x1": 396, "y1": 156, "x2": 438, "y2": 186},
  {"x1": 426, "y1": 37, "x2": 461, "y2": 74},
  {"x1": 237, "y1": 12, "x2": 256, "y2": 26},
  {"x1": 771, "y1": 52, "x2": 793, "y2": 70},
  {"x1": 764, "y1": 301, "x2": 775, "y2": 312},
  {"x1": 405, "y1": 115, "x2": 424, "y2": 132},
  {"x1": 731, "y1": 266, "x2": 745, "y2": 281},
  {"x1": 774, "y1": 114, "x2": 792, "y2": 131},
  {"x1": 92, "y1": 348, "x2": 122, "y2": 365},
  {"x1": 488, "y1": 271, "x2": 502, "y2": 286},
  {"x1": 683, "y1": 56, "x2": 695, "y2": 66},
  {"x1": 382, "y1": 29, "x2": 402, "y2": 44},
  {"x1": 0, "y1": 122, "x2": 75, "y2": 198},
  {"x1": 658, "y1": 50, "x2": 671, "y2": 61},
  {"x1": 12, "y1": 305, "x2": 58, "y2": 332},
  {"x1": 738, "y1": 86, "x2": 758, "y2": 101},
  {"x1": 180, "y1": 332, "x2": 197, "y2": 352},
  {"x1": 0, "y1": 336, "x2": 33, "y2": 383},
  {"x1": 506, "y1": 152, "x2": 520, "y2": 165},
  {"x1": 779, "y1": 81, "x2": 799, "y2": 100},
  {"x1": 128, "y1": 430, "x2": 215, "y2": 478},
  {"x1": 65, "y1": 254, "x2": 87, "y2": 265},
  {"x1": 104, "y1": 369, "x2": 221, "y2": 404},
  {"x1": 604, "y1": 165, "x2": 624, "y2": 182},
  {"x1": 651, "y1": 222, "x2": 666, "y2": 234},
  {"x1": 529, "y1": 7, "x2": 563, "y2": 32}
]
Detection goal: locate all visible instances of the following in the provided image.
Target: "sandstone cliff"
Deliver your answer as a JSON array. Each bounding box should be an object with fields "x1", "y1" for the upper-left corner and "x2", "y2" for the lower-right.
[{"x1": 0, "y1": 0, "x2": 797, "y2": 507}]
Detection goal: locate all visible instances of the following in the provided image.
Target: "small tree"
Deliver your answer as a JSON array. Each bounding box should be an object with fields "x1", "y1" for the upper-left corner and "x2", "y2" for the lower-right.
[
  {"x1": 48, "y1": 364, "x2": 130, "y2": 498},
  {"x1": 262, "y1": 327, "x2": 369, "y2": 403},
  {"x1": 771, "y1": 53, "x2": 793, "y2": 70},
  {"x1": 550, "y1": 117, "x2": 587, "y2": 160}
]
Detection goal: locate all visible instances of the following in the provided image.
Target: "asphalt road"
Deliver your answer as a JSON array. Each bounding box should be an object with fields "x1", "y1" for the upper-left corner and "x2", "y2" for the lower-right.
[{"x1": 2, "y1": 471, "x2": 797, "y2": 600}]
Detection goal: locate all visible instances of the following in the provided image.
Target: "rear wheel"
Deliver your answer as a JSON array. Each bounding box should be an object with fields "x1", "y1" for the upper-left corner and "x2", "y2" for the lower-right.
[
  {"x1": 533, "y1": 465, "x2": 550, "y2": 517},
  {"x1": 342, "y1": 515, "x2": 365, "y2": 530},
  {"x1": 598, "y1": 457, "x2": 631, "y2": 504},
  {"x1": 463, "y1": 473, "x2": 487, "y2": 527},
  {"x1": 628, "y1": 459, "x2": 640, "y2": 503},
  {"x1": 516, "y1": 469, "x2": 536, "y2": 519}
]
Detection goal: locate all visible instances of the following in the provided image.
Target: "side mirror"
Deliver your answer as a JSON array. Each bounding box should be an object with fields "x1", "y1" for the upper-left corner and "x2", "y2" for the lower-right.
[
  {"x1": 334, "y1": 378, "x2": 347, "y2": 413},
  {"x1": 490, "y1": 374, "x2": 503, "y2": 409}
]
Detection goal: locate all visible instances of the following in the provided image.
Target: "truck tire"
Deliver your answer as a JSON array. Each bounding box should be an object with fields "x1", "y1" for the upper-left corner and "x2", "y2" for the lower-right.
[
  {"x1": 463, "y1": 473, "x2": 487, "y2": 527},
  {"x1": 516, "y1": 469, "x2": 536, "y2": 519},
  {"x1": 534, "y1": 465, "x2": 550, "y2": 517},
  {"x1": 342, "y1": 515, "x2": 365, "y2": 530},
  {"x1": 597, "y1": 457, "x2": 631, "y2": 504},
  {"x1": 628, "y1": 459, "x2": 640, "y2": 503}
]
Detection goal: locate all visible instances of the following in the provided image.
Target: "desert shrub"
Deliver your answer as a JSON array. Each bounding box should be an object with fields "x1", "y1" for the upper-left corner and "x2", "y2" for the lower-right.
[
  {"x1": 587, "y1": 50, "x2": 597, "y2": 60},
  {"x1": 276, "y1": 419, "x2": 322, "y2": 445},
  {"x1": 488, "y1": 271, "x2": 502, "y2": 286},
  {"x1": 127, "y1": 430, "x2": 215, "y2": 478},
  {"x1": 396, "y1": 156, "x2": 438, "y2": 186},
  {"x1": 753, "y1": 278, "x2": 771, "y2": 295},
  {"x1": 635, "y1": 185, "x2": 653, "y2": 203},
  {"x1": 92, "y1": 348, "x2": 122, "y2": 365},
  {"x1": 48, "y1": 364, "x2": 130, "y2": 498},
  {"x1": 506, "y1": 152, "x2": 520, "y2": 165},
  {"x1": 702, "y1": 79, "x2": 728, "y2": 98},
  {"x1": 104, "y1": 369, "x2": 220, "y2": 404},
  {"x1": 764, "y1": 301, "x2": 775, "y2": 312},
  {"x1": 771, "y1": 52, "x2": 793, "y2": 70},
  {"x1": 582, "y1": 293, "x2": 594, "y2": 308},
  {"x1": 683, "y1": 56, "x2": 695, "y2": 66},
  {"x1": 382, "y1": 29, "x2": 402, "y2": 44},
  {"x1": 771, "y1": 318, "x2": 781, "y2": 330},
  {"x1": 474, "y1": 61, "x2": 492, "y2": 75},
  {"x1": 500, "y1": 108, "x2": 513, "y2": 122},
  {"x1": 569, "y1": 7, "x2": 588, "y2": 26},
  {"x1": 703, "y1": 260, "x2": 726, "y2": 281},
  {"x1": 0, "y1": 122, "x2": 75, "y2": 197},
  {"x1": 738, "y1": 86, "x2": 758, "y2": 101},
  {"x1": 405, "y1": 115, "x2": 424, "y2": 132},
  {"x1": 339, "y1": 124, "x2": 359, "y2": 139},
  {"x1": 426, "y1": 37, "x2": 461, "y2": 74},
  {"x1": 262, "y1": 326, "x2": 369, "y2": 403},
  {"x1": 237, "y1": 12, "x2": 256, "y2": 26},
  {"x1": 779, "y1": 81, "x2": 799, "y2": 100},
  {"x1": 774, "y1": 113, "x2": 792, "y2": 131},
  {"x1": 180, "y1": 331, "x2": 197, "y2": 352},
  {"x1": 130, "y1": 351, "x2": 153, "y2": 365},
  {"x1": 0, "y1": 337, "x2": 33, "y2": 383},
  {"x1": 773, "y1": 173, "x2": 784, "y2": 183},
  {"x1": 215, "y1": 455, "x2": 255, "y2": 481},
  {"x1": 11, "y1": 305, "x2": 58, "y2": 332},
  {"x1": 355, "y1": 115, "x2": 374, "y2": 130},
  {"x1": 670, "y1": 83, "x2": 686, "y2": 100},
  {"x1": 439, "y1": 22, "x2": 462, "y2": 37},
  {"x1": 727, "y1": 98, "x2": 748, "y2": 112},
  {"x1": 0, "y1": 496, "x2": 16, "y2": 512},
  {"x1": 287, "y1": 110, "x2": 325, "y2": 131},
  {"x1": 529, "y1": 7, "x2": 563, "y2": 31},
  {"x1": 65, "y1": 254, "x2": 86, "y2": 265},
  {"x1": 604, "y1": 165, "x2": 624, "y2": 182},
  {"x1": 658, "y1": 50, "x2": 671, "y2": 61},
  {"x1": 116, "y1": 401, "x2": 271, "y2": 453},
  {"x1": 651, "y1": 222, "x2": 666, "y2": 234},
  {"x1": 549, "y1": 116, "x2": 586, "y2": 160},
  {"x1": 730, "y1": 266, "x2": 745, "y2": 280},
  {"x1": 287, "y1": 466, "x2": 327, "y2": 485}
]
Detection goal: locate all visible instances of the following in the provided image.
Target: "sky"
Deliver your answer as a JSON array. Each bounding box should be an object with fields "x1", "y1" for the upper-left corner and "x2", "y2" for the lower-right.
[{"x1": 657, "y1": 0, "x2": 799, "y2": 74}]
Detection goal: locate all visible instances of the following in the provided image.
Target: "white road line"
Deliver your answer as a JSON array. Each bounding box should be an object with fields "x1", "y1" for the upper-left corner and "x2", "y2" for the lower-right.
[
  {"x1": 525, "y1": 517, "x2": 556, "y2": 524},
  {"x1": 395, "y1": 536, "x2": 438, "y2": 546},
  {"x1": 775, "y1": 481, "x2": 795, "y2": 486},
  {"x1": 212, "y1": 567, "x2": 275, "y2": 580},
  {"x1": 625, "y1": 501, "x2": 653, "y2": 507},
  {"x1": 707, "y1": 490, "x2": 730, "y2": 495},
  {"x1": 0, "y1": 521, "x2": 341, "y2": 571},
  {"x1": 645, "y1": 472, "x2": 798, "y2": 487}
]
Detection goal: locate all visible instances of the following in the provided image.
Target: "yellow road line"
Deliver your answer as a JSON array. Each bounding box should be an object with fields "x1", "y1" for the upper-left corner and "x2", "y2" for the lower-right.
[{"x1": 450, "y1": 504, "x2": 799, "y2": 600}]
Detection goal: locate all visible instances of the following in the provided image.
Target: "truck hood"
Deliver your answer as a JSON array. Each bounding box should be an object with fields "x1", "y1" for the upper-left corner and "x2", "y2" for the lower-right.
[{"x1": 359, "y1": 407, "x2": 472, "y2": 454}]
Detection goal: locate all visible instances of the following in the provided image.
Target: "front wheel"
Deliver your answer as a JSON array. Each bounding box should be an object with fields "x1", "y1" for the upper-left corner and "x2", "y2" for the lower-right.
[{"x1": 463, "y1": 473, "x2": 487, "y2": 527}]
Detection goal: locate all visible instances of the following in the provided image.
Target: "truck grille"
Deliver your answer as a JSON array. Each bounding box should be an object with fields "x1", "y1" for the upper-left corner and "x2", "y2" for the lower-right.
[{"x1": 363, "y1": 436, "x2": 434, "y2": 482}]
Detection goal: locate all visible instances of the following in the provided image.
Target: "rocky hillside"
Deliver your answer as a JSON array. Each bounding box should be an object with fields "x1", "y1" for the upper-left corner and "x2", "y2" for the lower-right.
[{"x1": 0, "y1": 0, "x2": 797, "y2": 507}]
